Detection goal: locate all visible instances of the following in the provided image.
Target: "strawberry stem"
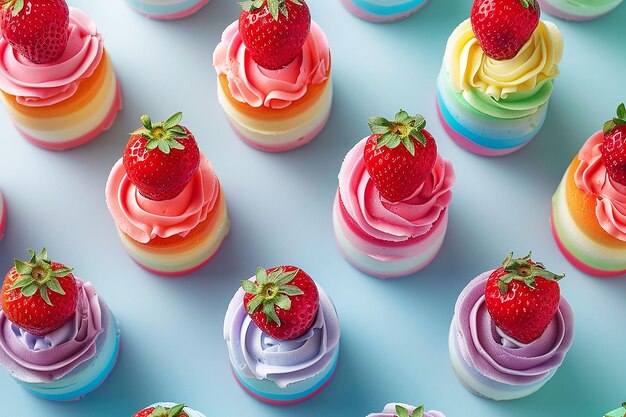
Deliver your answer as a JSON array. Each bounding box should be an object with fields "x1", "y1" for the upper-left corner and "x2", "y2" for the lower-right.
[
  {"x1": 367, "y1": 110, "x2": 428, "y2": 156},
  {"x1": 239, "y1": 0, "x2": 303, "y2": 21},
  {"x1": 148, "y1": 404, "x2": 186, "y2": 417},
  {"x1": 395, "y1": 405, "x2": 424, "y2": 417},
  {"x1": 603, "y1": 103, "x2": 626, "y2": 135},
  {"x1": 497, "y1": 252, "x2": 564, "y2": 295},
  {"x1": 132, "y1": 112, "x2": 188, "y2": 154}
]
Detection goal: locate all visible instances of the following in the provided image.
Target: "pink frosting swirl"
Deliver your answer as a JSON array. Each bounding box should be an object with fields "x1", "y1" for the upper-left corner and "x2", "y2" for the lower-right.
[
  {"x1": 367, "y1": 403, "x2": 445, "y2": 417},
  {"x1": 338, "y1": 138, "x2": 454, "y2": 242},
  {"x1": 105, "y1": 154, "x2": 220, "y2": 244},
  {"x1": 0, "y1": 8, "x2": 104, "y2": 107},
  {"x1": 0, "y1": 280, "x2": 103, "y2": 383},
  {"x1": 213, "y1": 20, "x2": 330, "y2": 110},
  {"x1": 574, "y1": 131, "x2": 626, "y2": 241}
]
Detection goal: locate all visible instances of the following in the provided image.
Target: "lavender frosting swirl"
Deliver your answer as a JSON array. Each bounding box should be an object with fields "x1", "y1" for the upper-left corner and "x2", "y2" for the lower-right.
[
  {"x1": 224, "y1": 283, "x2": 340, "y2": 388},
  {"x1": 0, "y1": 279, "x2": 103, "y2": 383},
  {"x1": 367, "y1": 403, "x2": 446, "y2": 417},
  {"x1": 453, "y1": 271, "x2": 574, "y2": 385}
]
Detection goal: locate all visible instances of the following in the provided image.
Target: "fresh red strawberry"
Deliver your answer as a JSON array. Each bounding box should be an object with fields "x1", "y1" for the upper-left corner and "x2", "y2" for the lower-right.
[
  {"x1": 485, "y1": 253, "x2": 564, "y2": 344},
  {"x1": 0, "y1": 0, "x2": 69, "y2": 64},
  {"x1": 602, "y1": 103, "x2": 626, "y2": 186},
  {"x1": 1, "y1": 248, "x2": 78, "y2": 337},
  {"x1": 364, "y1": 110, "x2": 437, "y2": 203},
  {"x1": 133, "y1": 404, "x2": 188, "y2": 417},
  {"x1": 239, "y1": 0, "x2": 311, "y2": 70},
  {"x1": 123, "y1": 112, "x2": 200, "y2": 201},
  {"x1": 242, "y1": 266, "x2": 319, "y2": 341},
  {"x1": 470, "y1": 0, "x2": 540, "y2": 60},
  {"x1": 395, "y1": 404, "x2": 425, "y2": 417}
]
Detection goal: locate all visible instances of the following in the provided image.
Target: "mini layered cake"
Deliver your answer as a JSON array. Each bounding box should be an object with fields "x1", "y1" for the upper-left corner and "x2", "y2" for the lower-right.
[
  {"x1": 224, "y1": 266, "x2": 340, "y2": 405},
  {"x1": 340, "y1": 0, "x2": 430, "y2": 22},
  {"x1": 551, "y1": 104, "x2": 626, "y2": 276},
  {"x1": 0, "y1": 2, "x2": 121, "y2": 150},
  {"x1": 132, "y1": 403, "x2": 206, "y2": 417},
  {"x1": 437, "y1": 0, "x2": 562, "y2": 156},
  {"x1": 367, "y1": 403, "x2": 446, "y2": 417},
  {"x1": 449, "y1": 253, "x2": 574, "y2": 401},
  {"x1": 125, "y1": 0, "x2": 209, "y2": 19},
  {"x1": 106, "y1": 113, "x2": 230, "y2": 276},
  {"x1": 333, "y1": 111, "x2": 454, "y2": 278},
  {"x1": 0, "y1": 248, "x2": 120, "y2": 401},
  {"x1": 0, "y1": 191, "x2": 6, "y2": 241},
  {"x1": 604, "y1": 403, "x2": 626, "y2": 417},
  {"x1": 213, "y1": 0, "x2": 332, "y2": 152},
  {"x1": 538, "y1": 0, "x2": 623, "y2": 21}
]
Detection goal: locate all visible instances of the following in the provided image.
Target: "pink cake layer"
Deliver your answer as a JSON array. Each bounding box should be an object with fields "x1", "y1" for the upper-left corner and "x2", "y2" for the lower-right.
[
  {"x1": 15, "y1": 80, "x2": 122, "y2": 151},
  {"x1": 340, "y1": 0, "x2": 428, "y2": 22},
  {"x1": 436, "y1": 99, "x2": 527, "y2": 157},
  {"x1": 538, "y1": 0, "x2": 614, "y2": 21},
  {"x1": 135, "y1": 0, "x2": 209, "y2": 20},
  {"x1": 228, "y1": 110, "x2": 330, "y2": 153},
  {"x1": 550, "y1": 214, "x2": 625, "y2": 277}
]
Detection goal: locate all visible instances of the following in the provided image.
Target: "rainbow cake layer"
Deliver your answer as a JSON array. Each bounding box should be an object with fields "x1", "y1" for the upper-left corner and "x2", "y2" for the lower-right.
[
  {"x1": 106, "y1": 155, "x2": 230, "y2": 276},
  {"x1": 538, "y1": 0, "x2": 623, "y2": 21},
  {"x1": 449, "y1": 271, "x2": 574, "y2": 401},
  {"x1": 224, "y1": 284, "x2": 340, "y2": 405},
  {"x1": 333, "y1": 137, "x2": 454, "y2": 278},
  {"x1": 437, "y1": 19, "x2": 562, "y2": 156},
  {"x1": 340, "y1": 0, "x2": 429, "y2": 22},
  {"x1": 0, "y1": 281, "x2": 120, "y2": 401},
  {"x1": 551, "y1": 132, "x2": 626, "y2": 276},
  {"x1": 213, "y1": 21, "x2": 332, "y2": 152},
  {"x1": 0, "y1": 8, "x2": 121, "y2": 151},
  {"x1": 125, "y1": 0, "x2": 210, "y2": 19},
  {"x1": 0, "y1": 192, "x2": 5, "y2": 241}
]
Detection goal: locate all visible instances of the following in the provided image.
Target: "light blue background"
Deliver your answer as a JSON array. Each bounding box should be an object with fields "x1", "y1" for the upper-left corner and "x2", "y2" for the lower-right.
[{"x1": 0, "y1": 0, "x2": 625, "y2": 415}]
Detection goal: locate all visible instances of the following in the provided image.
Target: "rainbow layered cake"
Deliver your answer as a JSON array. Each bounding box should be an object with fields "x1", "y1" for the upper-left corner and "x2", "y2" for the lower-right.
[
  {"x1": 437, "y1": 0, "x2": 563, "y2": 156},
  {"x1": 333, "y1": 111, "x2": 454, "y2": 278},
  {"x1": 224, "y1": 266, "x2": 340, "y2": 405},
  {"x1": 132, "y1": 403, "x2": 206, "y2": 417},
  {"x1": 125, "y1": 0, "x2": 209, "y2": 19},
  {"x1": 449, "y1": 253, "x2": 574, "y2": 401},
  {"x1": 538, "y1": 0, "x2": 623, "y2": 21},
  {"x1": 213, "y1": 0, "x2": 332, "y2": 152},
  {"x1": 0, "y1": 191, "x2": 6, "y2": 241},
  {"x1": 0, "y1": 2, "x2": 121, "y2": 150},
  {"x1": 0, "y1": 248, "x2": 120, "y2": 401},
  {"x1": 551, "y1": 104, "x2": 626, "y2": 276},
  {"x1": 367, "y1": 403, "x2": 446, "y2": 417},
  {"x1": 605, "y1": 403, "x2": 626, "y2": 417},
  {"x1": 105, "y1": 113, "x2": 230, "y2": 276},
  {"x1": 340, "y1": 0, "x2": 430, "y2": 22}
]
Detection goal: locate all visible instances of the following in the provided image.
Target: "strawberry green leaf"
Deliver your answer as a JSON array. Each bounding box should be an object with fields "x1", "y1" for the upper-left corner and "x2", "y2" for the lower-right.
[
  {"x1": 386, "y1": 134, "x2": 402, "y2": 149},
  {"x1": 22, "y1": 283, "x2": 38, "y2": 297},
  {"x1": 395, "y1": 110, "x2": 410, "y2": 123},
  {"x1": 14, "y1": 259, "x2": 33, "y2": 276},
  {"x1": 267, "y1": 268, "x2": 283, "y2": 282},
  {"x1": 52, "y1": 268, "x2": 73, "y2": 278},
  {"x1": 402, "y1": 136, "x2": 416, "y2": 156},
  {"x1": 275, "y1": 269, "x2": 298, "y2": 286},
  {"x1": 241, "y1": 280, "x2": 259, "y2": 294},
  {"x1": 368, "y1": 117, "x2": 392, "y2": 134},
  {"x1": 263, "y1": 302, "x2": 281, "y2": 326},
  {"x1": 274, "y1": 294, "x2": 291, "y2": 310},
  {"x1": 157, "y1": 141, "x2": 171, "y2": 154},
  {"x1": 11, "y1": 0, "x2": 24, "y2": 15},
  {"x1": 268, "y1": 0, "x2": 279, "y2": 20},
  {"x1": 246, "y1": 294, "x2": 264, "y2": 314},
  {"x1": 47, "y1": 278, "x2": 66, "y2": 295},
  {"x1": 163, "y1": 112, "x2": 183, "y2": 130},
  {"x1": 141, "y1": 115, "x2": 152, "y2": 130},
  {"x1": 279, "y1": 285, "x2": 304, "y2": 296},
  {"x1": 167, "y1": 404, "x2": 186, "y2": 417},
  {"x1": 9, "y1": 275, "x2": 33, "y2": 290},
  {"x1": 413, "y1": 405, "x2": 425, "y2": 417},
  {"x1": 256, "y1": 267, "x2": 268, "y2": 285},
  {"x1": 39, "y1": 287, "x2": 52, "y2": 306},
  {"x1": 146, "y1": 139, "x2": 159, "y2": 151},
  {"x1": 617, "y1": 103, "x2": 626, "y2": 120},
  {"x1": 396, "y1": 405, "x2": 410, "y2": 417}
]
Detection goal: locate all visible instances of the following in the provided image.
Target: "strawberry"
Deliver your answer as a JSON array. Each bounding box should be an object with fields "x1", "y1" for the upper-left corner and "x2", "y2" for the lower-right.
[
  {"x1": 123, "y1": 112, "x2": 200, "y2": 201},
  {"x1": 470, "y1": 0, "x2": 540, "y2": 61},
  {"x1": 133, "y1": 404, "x2": 188, "y2": 417},
  {"x1": 364, "y1": 110, "x2": 437, "y2": 203},
  {"x1": 242, "y1": 266, "x2": 319, "y2": 341},
  {"x1": 1, "y1": 248, "x2": 78, "y2": 337},
  {"x1": 239, "y1": 0, "x2": 311, "y2": 70},
  {"x1": 485, "y1": 253, "x2": 564, "y2": 344},
  {"x1": 395, "y1": 405, "x2": 424, "y2": 417},
  {"x1": 0, "y1": 0, "x2": 69, "y2": 64},
  {"x1": 602, "y1": 103, "x2": 626, "y2": 186}
]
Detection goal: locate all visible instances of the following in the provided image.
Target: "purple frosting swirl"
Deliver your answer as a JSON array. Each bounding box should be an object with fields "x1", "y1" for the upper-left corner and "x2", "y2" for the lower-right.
[
  {"x1": 0, "y1": 280, "x2": 103, "y2": 383},
  {"x1": 453, "y1": 271, "x2": 574, "y2": 385},
  {"x1": 223, "y1": 283, "x2": 340, "y2": 388},
  {"x1": 367, "y1": 403, "x2": 446, "y2": 417}
]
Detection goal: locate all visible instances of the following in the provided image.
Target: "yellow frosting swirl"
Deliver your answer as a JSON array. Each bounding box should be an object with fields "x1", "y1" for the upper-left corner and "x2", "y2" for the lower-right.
[{"x1": 445, "y1": 19, "x2": 563, "y2": 101}]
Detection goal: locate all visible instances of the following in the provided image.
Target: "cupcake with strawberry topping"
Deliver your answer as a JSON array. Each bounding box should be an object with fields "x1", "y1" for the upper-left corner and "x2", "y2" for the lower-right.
[
  {"x1": 224, "y1": 266, "x2": 340, "y2": 405},
  {"x1": 333, "y1": 111, "x2": 454, "y2": 278},
  {"x1": 551, "y1": 104, "x2": 626, "y2": 276},
  {"x1": 0, "y1": 248, "x2": 120, "y2": 401},
  {"x1": 538, "y1": 0, "x2": 622, "y2": 21},
  {"x1": 437, "y1": 0, "x2": 563, "y2": 156},
  {"x1": 132, "y1": 403, "x2": 206, "y2": 417},
  {"x1": 0, "y1": 0, "x2": 122, "y2": 150},
  {"x1": 105, "y1": 112, "x2": 230, "y2": 276},
  {"x1": 213, "y1": 0, "x2": 332, "y2": 152},
  {"x1": 449, "y1": 253, "x2": 574, "y2": 401},
  {"x1": 341, "y1": 0, "x2": 430, "y2": 23},
  {"x1": 0, "y1": 191, "x2": 6, "y2": 241},
  {"x1": 604, "y1": 403, "x2": 626, "y2": 417},
  {"x1": 367, "y1": 403, "x2": 446, "y2": 417},
  {"x1": 125, "y1": 0, "x2": 209, "y2": 19}
]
